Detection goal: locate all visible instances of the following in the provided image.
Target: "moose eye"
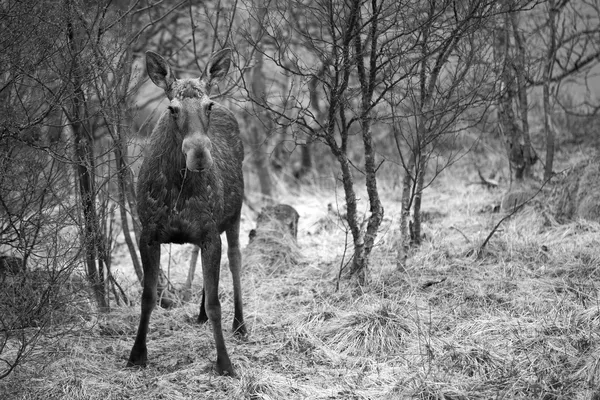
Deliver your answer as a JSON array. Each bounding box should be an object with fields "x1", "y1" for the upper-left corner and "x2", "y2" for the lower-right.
[{"x1": 206, "y1": 102, "x2": 214, "y2": 116}]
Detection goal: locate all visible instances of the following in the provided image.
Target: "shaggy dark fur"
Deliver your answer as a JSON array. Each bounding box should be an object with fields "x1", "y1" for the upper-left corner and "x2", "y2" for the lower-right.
[{"x1": 127, "y1": 49, "x2": 245, "y2": 377}]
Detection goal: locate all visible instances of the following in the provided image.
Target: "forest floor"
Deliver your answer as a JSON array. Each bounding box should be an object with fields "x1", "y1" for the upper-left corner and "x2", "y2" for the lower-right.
[{"x1": 3, "y1": 153, "x2": 600, "y2": 399}]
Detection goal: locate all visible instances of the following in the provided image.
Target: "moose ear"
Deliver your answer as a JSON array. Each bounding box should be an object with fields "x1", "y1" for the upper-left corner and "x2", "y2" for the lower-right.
[
  {"x1": 146, "y1": 51, "x2": 175, "y2": 91},
  {"x1": 206, "y1": 48, "x2": 232, "y2": 86}
]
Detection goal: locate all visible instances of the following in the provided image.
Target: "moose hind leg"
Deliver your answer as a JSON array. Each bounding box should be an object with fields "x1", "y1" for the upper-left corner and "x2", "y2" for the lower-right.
[
  {"x1": 197, "y1": 287, "x2": 208, "y2": 324},
  {"x1": 127, "y1": 236, "x2": 160, "y2": 367},
  {"x1": 201, "y1": 235, "x2": 234, "y2": 376},
  {"x1": 226, "y1": 217, "x2": 246, "y2": 336}
]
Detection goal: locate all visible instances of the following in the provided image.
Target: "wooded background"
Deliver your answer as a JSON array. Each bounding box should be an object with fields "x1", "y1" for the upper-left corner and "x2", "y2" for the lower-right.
[{"x1": 1, "y1": 0, "x2": 600, "y2": 384}]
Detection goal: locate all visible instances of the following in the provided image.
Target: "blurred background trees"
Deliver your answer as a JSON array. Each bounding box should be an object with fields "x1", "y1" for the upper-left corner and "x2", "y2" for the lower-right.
[{"x1": 1, "y1": 0, "x2": 600, "y2": 378}]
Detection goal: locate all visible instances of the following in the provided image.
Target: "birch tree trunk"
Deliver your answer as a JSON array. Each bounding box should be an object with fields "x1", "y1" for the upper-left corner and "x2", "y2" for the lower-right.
[{"x1": 397, "y1": 152, "x2": 415, "y2": 268}]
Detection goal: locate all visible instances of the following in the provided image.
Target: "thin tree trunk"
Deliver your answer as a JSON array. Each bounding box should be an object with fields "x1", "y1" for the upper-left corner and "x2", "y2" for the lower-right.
[
  {"x1": 74, "y1": 133, "x2": 108, "y2": 311},
  {"x1": 115, "y1": 141, "x2": 143, "y2": 283},
  {"x1": 338, "y1": 153, "x2": 363, "y2": 282},
  {"x1": 248, "y1": 118, "x2": 273, "y2": 200},
  {"x1": 411, "y1": 85, "x2": 431, "y2": 247},
  {"x1": 67, "y1": 12, "x2": 108, "y2": 311},
  {"x1": 295, "y1": 142, "x2": 313, "y2": 181},
  {"x1": 397, "y1": 152, "x2": 416, "y2": 268},
  {"x1": 323, "y1": 111, "x2": 362, "y2": 282},
  {"x1": 301, "y1": 63, "x2": 330, "y2": 181},
  {"x1": 496, "y1": 11, "x2": 523, "y2": 185},
  {"x1": 331, "y1": 49, "x2": 362, "y2": 283},
  {"x1": 412, "y1": 152, "x2": 427, "y2": 246},
  {"x1": 543, "y1": 1, "x2": 558, "y2": 182},
  {"x1": 360, "y1": 122, "x2": 384, "y2": 280},
  {"x1": 511, "y1": 10, "x2": 535, "y2": 179},
  {"x1": 344, "y1": 0, "x2": 384, "y2": 285},
  {"x1": 249, "y1": 5, "x2": 273, "y2": 200}
]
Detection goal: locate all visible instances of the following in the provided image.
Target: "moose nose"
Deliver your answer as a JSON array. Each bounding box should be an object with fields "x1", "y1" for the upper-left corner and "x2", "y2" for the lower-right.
[
  {"x1": 184, "y1": 151, "x2": 213, "y2": 172},
  {"x1": 182, "y1": 136, "x2": 213, "y2": 172}
]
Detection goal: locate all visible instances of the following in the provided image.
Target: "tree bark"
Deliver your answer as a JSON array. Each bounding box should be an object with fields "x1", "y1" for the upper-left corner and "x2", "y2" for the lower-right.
[
  {"x1": 543, "y1": 1, "x2": 558, "y2": 182},
  {"x1": 360, "y1": 122, "x2": 384, "y2": 279},
  {"x1": 412, "y1": 152, "x2": 427, "y2": 246},
  {"x1": 337, "y1": 153, "x2": 363, "y2": 283},
  {"x1": 510, "y1": 10, "x2": 535, "y2": 179},
  {"x1": 295, "y1": 142, "x2": 313, "y2": 181},
  {"x1": 496, "y1": 11, "x2": 524, "y2": 185},
  {"x1": 397, "y1": 152, "x2": 415, "y2": 268},
  {"x1": 347, "y1": 3, "x2": 384, "y2": 284},
  {"x1": 249, "y1": 5, "x2": 273, "y2": 200}
]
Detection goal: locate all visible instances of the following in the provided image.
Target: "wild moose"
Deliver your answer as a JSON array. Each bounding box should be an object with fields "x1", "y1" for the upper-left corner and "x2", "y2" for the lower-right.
[{"x1": 127, "y1": 49, "x2": 245, "y2": 376}]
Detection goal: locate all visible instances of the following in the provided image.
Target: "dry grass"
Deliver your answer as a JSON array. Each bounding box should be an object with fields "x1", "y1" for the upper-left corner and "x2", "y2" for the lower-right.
[
  {"x1": 4, "y1": 163, "x2": 600, "y2": 399},
  {"x1": 244, "y1": 222, "x2": 304, "y2": 277}
]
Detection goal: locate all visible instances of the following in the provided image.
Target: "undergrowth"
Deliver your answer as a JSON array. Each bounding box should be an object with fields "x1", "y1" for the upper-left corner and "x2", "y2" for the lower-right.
[{"x1": 3, "y1": 170, "x2": 600, "y2": 399}]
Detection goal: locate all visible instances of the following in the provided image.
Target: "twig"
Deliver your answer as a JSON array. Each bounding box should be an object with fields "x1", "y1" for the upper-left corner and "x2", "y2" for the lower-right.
[
  {"x1": 336, "y1": 229, "x2": 353, "y2": 292},
  {"x1": 108, "y1": 273, "x2": 130, "y2": 306},
  {"x1": 421, "y1": 277, "x2": 447, "y2": 289},
  {"x1": 450, "y1": 225, "x2": 471, "y2": 244}
]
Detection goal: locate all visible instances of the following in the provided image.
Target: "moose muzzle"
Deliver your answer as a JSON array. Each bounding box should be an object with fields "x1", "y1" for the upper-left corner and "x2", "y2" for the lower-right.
[{"x1": 182, "y1": 135, "x2": 214, "y2": 172}]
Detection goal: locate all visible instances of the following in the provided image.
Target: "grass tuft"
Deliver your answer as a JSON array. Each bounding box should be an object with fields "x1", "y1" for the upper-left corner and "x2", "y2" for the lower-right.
[
  {"x1": 6, "y1": 161, "x2": 600, "y2": 399},
  {"x1": 233, "y1": 368, "x2": 307, "y2": 399},
  {"x1": 319, "y1": 303, "x2": 412, "y2": 358}
]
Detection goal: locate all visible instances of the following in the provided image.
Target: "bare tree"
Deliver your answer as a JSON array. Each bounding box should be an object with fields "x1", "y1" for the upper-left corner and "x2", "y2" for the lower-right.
[
  {"x1": 238, "y1": 0, "x2": 437, "y2": 283},
  {"x1": 489, "y1": 0, "x2": 600, "y2": 184},
  {"x1": 525, "y1": 0, "x2": 600, "y2": 179},
  {"x1": 381, "y1": 0, "x2": 503, "y2": 264},
  {"x1": 0, "y1": 0, "x2": 93, "y2": 377}
]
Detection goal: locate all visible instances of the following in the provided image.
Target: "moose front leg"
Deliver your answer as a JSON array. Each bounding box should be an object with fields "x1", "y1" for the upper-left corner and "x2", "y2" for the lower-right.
[
  {"x1": 200, "y1": 234, "x2": 234, "y2": 376},
  {"x1": 127, "y1": 236, "x2": 161, "y2": 367}
]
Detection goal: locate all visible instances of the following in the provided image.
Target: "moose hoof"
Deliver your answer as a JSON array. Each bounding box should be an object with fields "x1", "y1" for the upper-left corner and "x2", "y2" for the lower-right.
[
  {"x1": 216, "y1": 358, "x2": 235, "y2": 377},
  {"x1": 197, "y1": 313, "x2": 209, "y2": 324},
  {"x1": 126, "y1": 348, "x2": 148, "y2": 368},
  {"x1": 233, "y1": 320, "x2": 247, "y2": 338}
]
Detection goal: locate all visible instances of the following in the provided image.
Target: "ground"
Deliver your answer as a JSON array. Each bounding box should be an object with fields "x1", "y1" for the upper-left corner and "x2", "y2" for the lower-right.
[{"x1": 2, "y1": 156, "x2": 600, "y2": 399}]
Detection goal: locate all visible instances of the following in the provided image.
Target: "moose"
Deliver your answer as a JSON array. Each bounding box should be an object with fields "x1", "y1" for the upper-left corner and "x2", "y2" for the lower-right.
[{"x1": 127, "y1": 49, "x2": 246, "y2": 376}]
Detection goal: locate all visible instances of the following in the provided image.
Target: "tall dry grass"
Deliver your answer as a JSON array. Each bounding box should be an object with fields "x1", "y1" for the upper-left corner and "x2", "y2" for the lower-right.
[{"x1": 3, "y1": 164, "x2": 600, "y2": 399}]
